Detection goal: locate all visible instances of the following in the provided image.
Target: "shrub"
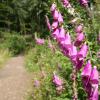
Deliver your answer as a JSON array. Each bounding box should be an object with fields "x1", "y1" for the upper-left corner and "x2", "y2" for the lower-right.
[
  {"x1": 5, "y1": 34, "x2": 26, "y2": 55},
  {"x1": 0, "y1": 31, "x2": 30, "y2": 55}
]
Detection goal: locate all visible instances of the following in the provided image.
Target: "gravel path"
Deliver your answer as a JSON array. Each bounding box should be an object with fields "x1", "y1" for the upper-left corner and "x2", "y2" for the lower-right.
[{"x1": 0, "y1": 56, "x2": 31, "y2": 100}]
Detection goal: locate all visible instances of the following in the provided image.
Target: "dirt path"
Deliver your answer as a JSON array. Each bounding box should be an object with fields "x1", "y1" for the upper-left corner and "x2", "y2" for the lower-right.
[{"x1": 0, "y1": 56, "x2": 32, "y2": 100}]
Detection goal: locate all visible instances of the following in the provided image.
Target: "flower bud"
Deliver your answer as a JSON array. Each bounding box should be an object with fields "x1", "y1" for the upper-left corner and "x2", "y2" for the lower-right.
[
  {"x1": 50, "y1": 3, "x2": 56, "y2": 12},
  {"x1": 36, "y1": 38, "x2": 45, "y2": 45},
  {"x1": 53, "y1": 73, "x2": 63, "y2": 86},
  {"x1": 75, "y1": 24, "x2": 83, "y2": 33}
]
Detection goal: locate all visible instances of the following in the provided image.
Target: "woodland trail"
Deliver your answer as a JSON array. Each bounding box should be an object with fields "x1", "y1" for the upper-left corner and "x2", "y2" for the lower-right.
[{"x1": 0, "y1": 56, "x2": 32, "y2": 100}]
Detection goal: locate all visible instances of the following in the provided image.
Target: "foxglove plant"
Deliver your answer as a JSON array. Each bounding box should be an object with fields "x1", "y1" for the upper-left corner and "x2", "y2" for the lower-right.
[
  {"x1": 74, "y1": 32, "x2": 85, "y2": 46},
  {"x1": 35, "y1": 33, "x2": 45, "y2": 45},
  {"x1": 75, "y1": 24, "x2": 83, "y2": 33},
  {"x1": 53, "y1": 73, "x2": 64, "y2": 94},
  {"x1": 46, "y1": 2, "x2": 99, "y2": 100},
  {"x1": 35, "y1": 38, "x2": 45, "y2": 45},
  {"x1": 61, "y1": 0, "x2": 71, "y2": 8},
  {"x1": 82, "y1": 65, "x2": 99, "y2": 99}
]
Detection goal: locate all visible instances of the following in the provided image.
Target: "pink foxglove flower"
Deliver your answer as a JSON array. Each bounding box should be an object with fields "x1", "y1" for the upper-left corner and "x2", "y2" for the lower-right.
[
  {"x1": 52, "y1": 28, "x2": 59, "y2": 39},
  {"x1": 70, "y1": 45, "x2": 77, "y2": 65},
  {"x1": 36, "y1": 38, "x2": 45, "y2": 45},
  {"x1": 50, "y1": 3, "x2": 56, "y2": 12},
  {"x1": 52, "y1": 21, "x2": 58, "y2": 30},
  {"x1": 70, "y1": 45, "x2": 77, "y2": 57},
  {"x1": 76, "y1": 58, "x2": 84, "y2": 70},
  {"x1": 81, "y1": 60, "x2": 92, "y2": 85},
  {"x1": 45, "y1": 15, "x2": 51, "y2": 30},
  {"x1": 90, "y1": 85, "x2": 99, "y2": 100},
  {"x1": 60, "y1": 32, "x2": 71, "y2": 47},
  {"x1": 78, "y1": 43, "x2": 88, "y2": 59},
  {"x1": 57, "y1": 27, "x2": 65, "y2": 41},
  {"x1": 90, "y1": 66, "x2": 99, "y2": 84},
  {"x1": 75, "y1": 24, "x2": 83, "y2": 33},
  {"x1": 59, "y1": 33, "x2": 72, "y2": 57},
  {"x1": 58, "y1": 12, "x2": 64, "y2": 23},
  {"x1": 79, "y1": 0, "x2": 88, "y2": 6},
  {"x1": 76, "y1": 43, "x2": 88, "y2": 70},
  {"x1": 53, "y1": 74, "x2": 63, "y2": 86},
  {"x1": 53, "y1": 10, "x2": 59, "y2": 20},
  {"x1": 61, "y1": 0, "x2": 71, "y2": 8},
  {"x1": 85, "y1": 82, "x2": 92, "y2": 97},
  {"x1": 74, "y1": 32, "x2": 85, "y2": 46}
]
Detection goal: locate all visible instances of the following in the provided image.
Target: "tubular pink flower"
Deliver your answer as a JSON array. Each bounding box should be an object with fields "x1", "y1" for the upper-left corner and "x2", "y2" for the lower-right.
[
  {"x1": 45, "y1": 15, "x2": 51, "y2": 30},
  {"x1": 61, "y1": 0, "x2": 71, "y2": 8},
  {"x1": 78, "y1": 43, "x2": 88, "y2": 59},
  {"x1": 85, "y1": 82, "x2": 92, "y2": 97},
  {"x1": 81, "y1": 60, "x2": 92, "y2": 85},
  {"x1": 70, "y1": 45, "x2": 77, "y2": 65},
  {"x1": 52, "y1": 21, "x2": 58, "y2": 30},
  {"x1": 70, "y1": 45, "x2": 77, "y2": 57},
  {"x1": 60, "y1": 32, "x2": 71, "y2": 46},
  {"x1": 53, "y1": 10, "x2": 59, "y2": 20},
  {"x1": 74, "y1": 32, "x2": 85, "y2": 46},
  {"x1": 57, "y1": 27, "x2": 65, "y2": 41},
  {"x1": 50, "y1": 3, "x2": 56, "y2": 12},
  {"x1": 36, "y1": 38, "x2": 45, "y2": 45},
  {"x1": 75, "y1": 24, "x2": 83, "y2": 33},
  {"x1": 76, "y1": 58, "x2": 84, "y2": 70},
  {"x1": 75, "y1": 43, "x2": 88, "y2": 70},
  {"x1": 59, "y1": 33, "x2": 72, "y2": 57},
  {"x1": 90, "y1": 66, "x2": 99, "y2": 84},
  {"x1": 58, "y1": 12, "x2": 64, "y2": 23},
  {"x1": 52, "y1": 28, "x2": 59, "y2": 39},
  {"x1": 53, "y1": 74, "x2": 63, "y2": 86},
  {"x1": 90, "y1": 85, "x2": 99, "y2": 100},
  {"x1": 79, "y1": 0, "x2": 88, "y2": 6}
]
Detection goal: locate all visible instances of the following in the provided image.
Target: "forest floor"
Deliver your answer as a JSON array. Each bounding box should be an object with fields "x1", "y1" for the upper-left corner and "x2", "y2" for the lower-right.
[{"x1": 0, "y1": 55, "x2": 32, "y2": 100}]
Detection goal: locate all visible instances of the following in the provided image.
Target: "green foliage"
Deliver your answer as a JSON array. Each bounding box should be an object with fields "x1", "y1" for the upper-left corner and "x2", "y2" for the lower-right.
[
  {"x1": 25, "y1": 43, "x2": 87, "y2": 100},
  {"x1": 5, "y1": 34, "x2": 26, "y2": 55},
  {"x1": 0, "y1": 49, "x2": 11, "y2": 68},
  {"x1": 0, "y1": 31, "x2": 36, "y2": 55},
  {"x1": 0, "y1": 0, "x2": 51, "y2": 35}
]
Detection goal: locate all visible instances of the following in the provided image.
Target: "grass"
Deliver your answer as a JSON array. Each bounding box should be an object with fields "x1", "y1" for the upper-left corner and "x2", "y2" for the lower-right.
[{"x1": 0, "y1": 49, "x2": 11, "y2": 68}]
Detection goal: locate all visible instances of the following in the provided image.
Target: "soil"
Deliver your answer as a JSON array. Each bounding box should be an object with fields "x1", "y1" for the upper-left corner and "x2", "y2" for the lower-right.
[{"x1": 0, "y1": 56, "x2": 32, "y2": 100}]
